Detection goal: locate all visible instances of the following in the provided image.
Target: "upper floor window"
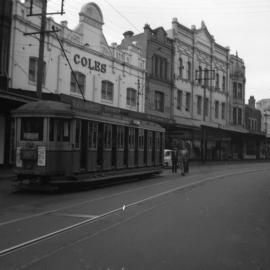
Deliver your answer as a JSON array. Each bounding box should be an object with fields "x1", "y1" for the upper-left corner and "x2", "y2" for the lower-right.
[
  {"x1": 215, "y1": 73, "x2": 220, "y2": 89},
  {"x1": 198, "y1": 66, "x2": 202, "y2": 84},
  {"x1": 221, "y1": 102, "x2": 225, "y2": 120},
  {"x1": 177, "y1": 90, "x2": 182, "y2": 110},
  {"x1": 155, "y1": 91, "x2": 164, "y2": 112},
  {"x1": 215, "y1": 100, "x2": 219, "y2": 118},
  {"x1": 101, "y1": 80, "x2": 114, "y2": 101},
  {"x1": 187, "y1": 61, "x2": 191, "y2": 81},
  {"x1": 233, "y1": 82, "x2": 237, "y2": 98},
  {"x1": 186, "y1": 92, "x2": 191, "y2": 112},
  {"x1": 222, "y1": 75, "x2": 226, "y2": 91},
  {"x1": 238, "y1": 83, "x2": 243, "y2": 99},
  {"x1": 204, "y1": 97, "x2": 209, "y2": 117},
  {"x1": 126, "y1": 88, "x2": 136, "y2": 107},
  {"x1": 197, "y1": 95, "x2": 202, "y2": 115},
  {"x1": 28, "y1": 57, "x2": 46, "y2": 85},
  {"x1": 179, "y1": 58, "x2": 183, "y2": 78},
  {"x1": 233, "y1": 107, "x2": 237, "y2": 125},
  {"x1": 204, "y1": 68, "x2": 209, "y2": 87},
  {"x1": 70, "y1": 71, "x2": 85, "y2": 94},
  {"x1": 238, "y1": 108, "x2": 242, "y2": 125},
  {"x1": 152, "y1": 55, "x2": 168, "y2": 80}
]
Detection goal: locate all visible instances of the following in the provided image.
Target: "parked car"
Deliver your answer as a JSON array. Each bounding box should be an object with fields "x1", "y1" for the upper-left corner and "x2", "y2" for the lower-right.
[{"x1": 164, "y1": 149, "x2": 172, "y2": 168}]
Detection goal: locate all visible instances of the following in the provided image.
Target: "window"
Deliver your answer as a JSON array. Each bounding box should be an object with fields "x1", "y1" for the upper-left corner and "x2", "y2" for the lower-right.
[
  {"x1": 198, "y1": 66, "x2": 202, "y2": 84},
  {"x1": 187, "y1": 61, "x2": 191, "y2": 81},
  {"x1": 204, "y1": 68, "x2": 209, "y2": 87},
  {"x1": 70, "y1": 71, "x2": 85, "y2": 94},
  {"x1": 215, "y1": 101, "x2": 219, "y2": 119},
  {"x1": 128, "y1": 128, "x2": 135, "y2": 149},
  {"x1": 177, "y1": 90, "x2": 182, "y2": 110},
  {"x1": 88, "y1": 121, "x2": 98, "y2": 149},
  {"x1": 21, "y1": 117, "x2": 43, "y2": 141},
  {"x1": 215, "y1": 73, "x2": 219, "y2": 89},
  {"x1": 233, "y1": 82, "x2": 237, "y2": 98},
  {"x1": 152, "y1": 55, "x2": 168, "y2": 80},
  {"x1": 221, "y1": 103, "x2": 225, "y2": 120},
  {"x1": 126, "y1": 88, "x2": 137, "y2": 106},
  {"x1": 75, "y1": 120, "x2": 81, "y2": 148},
  {"x1": 102, "y1": 80, "x2": 114, "y2": 101},
  {"x1": 117, "y1": 126, "x2": 124, "y2": 149},
  {"x1": 179, "y1": 58, "x2": 183, "y2": 78},
  {"x1": 104, "y1": 124, "x2": 112, "y2": 149},
  {"x1": 238, "y1": 108, "x2": 242, "y2": 125},
  {"x1": 138, "y1": 129, "x2": 144, "y2": 150},
  {"x1": 28, "y1": 57, "x2": 46, "y2": 85},
  {"x1": 186, "y1": 92, "x2": 191, "y2": 112},
  {"x1": 155, "y1": 91, "x2": 164, "y2": 112},
  {"x1": 238, "y1": 83, "x2": 243, "y2": 99},
  {"x1": 197, "y1": 95, "x2": 202, "y2": 115},
  {"x1": 49, "y1": 118, "x2": 70, "y2": 142},
  {"x1": 204, "y1": 97, "x2": 209, "y2": 117},
  {"x1": 233, "y1": 107, "x2": 237, "y2": 124},
  {"x1": 222, "y1": 75, "x2": 226, "y2": 91}
]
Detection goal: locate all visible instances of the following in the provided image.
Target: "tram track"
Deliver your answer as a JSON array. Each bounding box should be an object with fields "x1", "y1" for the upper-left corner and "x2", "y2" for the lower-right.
[
  {"x1": 0, "y1": 166, "x2": 268, "y2": 258},
  {"x1": 0, "y1": 164, "x2": 258, "y2": 227}
]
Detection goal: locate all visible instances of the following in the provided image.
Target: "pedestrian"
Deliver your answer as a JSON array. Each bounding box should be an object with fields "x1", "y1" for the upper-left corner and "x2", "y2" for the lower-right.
[
  {"x1": 171, "y1": 147, "x2": 178, "y2": 173},
  {"x1": 178, "y1": 141, "x2": 189, "y2": 176}
]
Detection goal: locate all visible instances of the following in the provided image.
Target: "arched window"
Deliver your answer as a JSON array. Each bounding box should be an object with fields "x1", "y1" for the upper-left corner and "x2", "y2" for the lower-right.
[
  {"x1": 70, "y1": 71, "x2": 85, "y2": 94},
  {"x1": 101, "y1": 80, "x2": 114, "y2": 101},
  {"x1": 179, "y1": 58, "x2": 183, "y2": 78}
]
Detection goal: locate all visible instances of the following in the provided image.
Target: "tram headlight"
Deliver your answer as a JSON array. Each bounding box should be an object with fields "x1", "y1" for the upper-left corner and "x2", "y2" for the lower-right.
[
  {"x1": 16, "y1": 147, "x2": 22, "y2": 168},
  {"x1": 37, "y1": 146, "x2": 46, "y2": 166}
]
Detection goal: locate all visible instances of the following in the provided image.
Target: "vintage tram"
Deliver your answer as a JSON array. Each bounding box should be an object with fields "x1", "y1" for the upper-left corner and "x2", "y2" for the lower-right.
[{"x1": 12, "y1": 99, "x2": 165, "y2": 190}]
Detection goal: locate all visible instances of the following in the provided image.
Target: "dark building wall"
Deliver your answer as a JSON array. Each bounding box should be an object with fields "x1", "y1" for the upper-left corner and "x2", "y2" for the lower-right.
[
  {"x1": 120, "y1": 25, "x2": 174, "y2": 121},
  {"x1": 0, "y1": 0, "x2": 12, "y2": 90},
  {"x1": 245, "y1": 105, "x2": 262, "y2": 133}
]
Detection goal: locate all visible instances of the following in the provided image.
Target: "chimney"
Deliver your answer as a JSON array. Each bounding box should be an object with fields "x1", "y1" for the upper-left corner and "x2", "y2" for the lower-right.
[
  {"x1": 123, "y1": 31, "x2": 134, "y2": 39},
  {"x1": 248, "y1": 96, "x2": 255, "y2": 108}
]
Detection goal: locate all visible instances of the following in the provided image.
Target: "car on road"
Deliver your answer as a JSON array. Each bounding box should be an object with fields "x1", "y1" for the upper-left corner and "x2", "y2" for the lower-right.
[{"x1": 164, "y1": 149, "x2": 172, "y2": 168}]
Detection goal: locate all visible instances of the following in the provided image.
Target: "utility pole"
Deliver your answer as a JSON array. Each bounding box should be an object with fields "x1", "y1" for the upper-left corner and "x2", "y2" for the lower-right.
[
  {"x1": 24, "y1": 0, "x2": 65, "y2": 99},
  {"x1": 36, "y1": 0, "x2": 47, "y2": 99}
]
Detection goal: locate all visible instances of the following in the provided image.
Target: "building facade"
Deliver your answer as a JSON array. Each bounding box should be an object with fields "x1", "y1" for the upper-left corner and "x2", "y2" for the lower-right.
[{"x1": 119, "y1": 24, "x2": 174, "y2": 126}]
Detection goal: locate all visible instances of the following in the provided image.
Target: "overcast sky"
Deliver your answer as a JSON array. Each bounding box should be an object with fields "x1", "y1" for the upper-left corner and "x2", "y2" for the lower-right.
[{"x1": 48, "y1": 0, "x2": 270, "y2": 102}]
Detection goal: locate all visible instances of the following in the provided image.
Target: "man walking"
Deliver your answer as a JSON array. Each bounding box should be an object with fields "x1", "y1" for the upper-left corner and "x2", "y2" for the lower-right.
[{"x1": 171, "y1": 147, "x2": 179, "y2": 173}]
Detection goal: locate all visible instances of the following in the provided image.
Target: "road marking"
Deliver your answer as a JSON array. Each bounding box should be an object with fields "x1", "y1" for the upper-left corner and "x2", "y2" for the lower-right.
[
  {"x1": 0, "y1": 167, "x2": 267, "y2": 257},
  {"x1": 49, "y1": 213, "x2": 98, "y2": 219}
]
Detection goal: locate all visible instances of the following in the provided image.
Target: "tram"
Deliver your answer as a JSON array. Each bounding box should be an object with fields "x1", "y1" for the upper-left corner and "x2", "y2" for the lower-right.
[{"x1": 12, "y1": 99, "x2": 165, "y2": 190}]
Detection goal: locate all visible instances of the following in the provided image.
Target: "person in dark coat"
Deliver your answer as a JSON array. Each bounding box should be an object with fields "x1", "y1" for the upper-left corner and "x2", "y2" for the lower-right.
[{"x1": 171, "y1": 148, "x2": 179, "y2": 173}]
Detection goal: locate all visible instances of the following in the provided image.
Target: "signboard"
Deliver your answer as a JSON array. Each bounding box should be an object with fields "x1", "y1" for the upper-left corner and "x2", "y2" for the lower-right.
[{"x1": 37, "y1": 146, "x2": 46, "y2": 166}]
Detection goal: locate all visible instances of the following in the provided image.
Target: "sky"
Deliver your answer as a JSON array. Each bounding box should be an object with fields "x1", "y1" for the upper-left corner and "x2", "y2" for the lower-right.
[{"x1": 47, "y1": 0, "x2": 270, "y2": 102}]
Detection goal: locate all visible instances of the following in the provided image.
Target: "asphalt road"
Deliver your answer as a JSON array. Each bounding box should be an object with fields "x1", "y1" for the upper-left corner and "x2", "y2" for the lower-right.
[{"x1": 0, "y1": 162, "x2": 269, "y2": 270}]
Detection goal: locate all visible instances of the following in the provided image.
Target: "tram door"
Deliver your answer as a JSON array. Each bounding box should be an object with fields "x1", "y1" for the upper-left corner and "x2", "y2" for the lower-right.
[
  {"x1": 97, "y1": 123, "x2": 104, "y2": 168},
  {"x1": 80, "y1": 120, "x2": 88, "y2": 170},
  {"x1": 111, "y1": 125, "x2": 117, "y2": 167}
]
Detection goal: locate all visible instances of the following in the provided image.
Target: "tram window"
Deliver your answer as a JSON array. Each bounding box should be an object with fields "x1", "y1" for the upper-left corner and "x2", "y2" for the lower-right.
[
  {"x1": 49, "y1": 118, "x2": 70, "y2": 142},
  {"x1": 138, "y1": 129, "x2": 144, "y2": 150},
  {"x1": 21, "y1": 117, "x2": 43, "y2": 141},
  {"x1": 104, "y1": 124, "x2": 112, "y2": 149},
  {"x1": 156, "y1": 133, "x2": 160, "y2": 149},
  {"x1": 117, "y1": 126, "x2": 124, "y2": 149},
  {"x1": 75, "y1": 120, "x2": 81, "y2": 148},
  {"x1": 148, "y1": 132, "x2": 153, "y2": 149},
  {"x1": 128, "y1": 128, "x2": 135, "y2": 149},
  {"x1": 88, "y1": 121, "x2": 98, "y2": 149}
]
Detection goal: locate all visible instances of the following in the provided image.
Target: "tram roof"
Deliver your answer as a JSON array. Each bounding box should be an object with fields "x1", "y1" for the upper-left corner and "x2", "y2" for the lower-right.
[{"x1": 12, "y1": 100, "x2": 74, "y2": 117}]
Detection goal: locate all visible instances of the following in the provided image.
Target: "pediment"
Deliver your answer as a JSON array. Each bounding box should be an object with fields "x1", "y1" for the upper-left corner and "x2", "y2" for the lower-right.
[{"x1": 195, "y1": 22, "x2": 214, "y2": 47}]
